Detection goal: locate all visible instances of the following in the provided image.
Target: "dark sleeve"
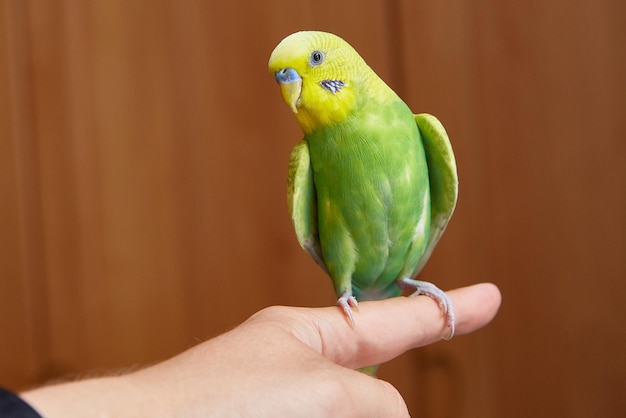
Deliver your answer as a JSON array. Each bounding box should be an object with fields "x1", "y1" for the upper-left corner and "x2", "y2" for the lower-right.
[{"x1": 0, "y1": 387, "x2": 43, "y2": 418}]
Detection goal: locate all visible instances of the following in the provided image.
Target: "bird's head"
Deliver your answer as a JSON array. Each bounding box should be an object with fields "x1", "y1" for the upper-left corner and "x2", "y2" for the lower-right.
[{"x1": 269, "y1": 31, "x2": 379, "y2": 134}]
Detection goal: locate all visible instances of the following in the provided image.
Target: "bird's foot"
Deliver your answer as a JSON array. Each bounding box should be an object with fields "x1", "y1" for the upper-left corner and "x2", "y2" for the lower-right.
[
  {"x1": 336, "y1": 292, "x2": 359, "y2": 327},
  {"x1": 398, "y1": 278, "x2": 456, "y2": 340}
]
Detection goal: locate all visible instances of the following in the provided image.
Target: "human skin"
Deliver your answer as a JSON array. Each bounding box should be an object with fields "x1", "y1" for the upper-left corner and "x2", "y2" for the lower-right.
[{"x1": 22, "y1": 283, "x2": 501, "y2": 418}]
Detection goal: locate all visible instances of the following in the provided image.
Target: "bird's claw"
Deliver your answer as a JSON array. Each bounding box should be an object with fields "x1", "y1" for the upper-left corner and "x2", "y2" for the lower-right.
[
  {"x1": 337, "y1": 294, "x2": 359, "y2": 327},
  {"x1": 398, "y1": 277, "x2": 456, "y2": 340}
]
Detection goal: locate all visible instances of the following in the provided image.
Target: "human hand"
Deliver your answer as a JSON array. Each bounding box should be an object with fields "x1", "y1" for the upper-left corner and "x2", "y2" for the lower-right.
[{"x1": 22, "y1": 283, "x2": 500, "y2": 418}]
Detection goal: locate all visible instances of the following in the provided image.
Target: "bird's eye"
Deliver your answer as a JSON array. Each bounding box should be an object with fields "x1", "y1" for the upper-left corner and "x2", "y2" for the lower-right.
[{"x1": 309, "y1": 50, "x2": 325, "y2": 66}]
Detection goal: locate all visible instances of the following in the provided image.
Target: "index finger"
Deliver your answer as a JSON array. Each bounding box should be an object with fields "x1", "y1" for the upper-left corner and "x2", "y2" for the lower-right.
[{"x1": 292, "y1": 282, "x2": 501, "y2": 369}]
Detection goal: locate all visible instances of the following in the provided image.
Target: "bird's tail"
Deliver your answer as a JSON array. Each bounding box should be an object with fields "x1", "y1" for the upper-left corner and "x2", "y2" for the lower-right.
[{"x1": 358, "y1": 365, "x2": 380, "y2": 376}]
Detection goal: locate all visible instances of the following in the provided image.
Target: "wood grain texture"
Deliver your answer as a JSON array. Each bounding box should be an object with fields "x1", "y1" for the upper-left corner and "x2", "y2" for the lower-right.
[{"x1": 1, "y1": 0, "x2": 624, "y2": 416}]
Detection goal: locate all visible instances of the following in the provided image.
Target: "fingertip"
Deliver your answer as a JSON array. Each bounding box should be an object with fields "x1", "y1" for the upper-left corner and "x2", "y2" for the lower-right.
[
  {"x1": 451, "y1": 282, "x2": 502, "y2": 335},
  {"x1": 476, "y1": 282, "x2": 502, "y2": 307}
]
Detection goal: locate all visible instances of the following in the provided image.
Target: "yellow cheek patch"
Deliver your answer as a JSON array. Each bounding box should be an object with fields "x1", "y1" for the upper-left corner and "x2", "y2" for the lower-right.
[{"x1": 295, "y1": 81, "x2": 356, "y2": 134}]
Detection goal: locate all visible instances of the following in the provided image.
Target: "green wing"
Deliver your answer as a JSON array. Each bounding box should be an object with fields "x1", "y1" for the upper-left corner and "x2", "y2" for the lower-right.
[
  {"x1": 287, "y1": 140, "x2": 327, "y2": 272},
  {"x1": 413, "y1": 113, "x2": 459, "y2": 276}
]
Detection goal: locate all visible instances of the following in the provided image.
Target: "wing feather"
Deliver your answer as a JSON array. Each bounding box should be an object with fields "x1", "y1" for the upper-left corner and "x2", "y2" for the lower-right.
[
  {"x1": 412, "y1": 113, "x2": 458, "y2": 276},
  {"x1": 287, "y1": 140, "x2": 327, "y2": 272}
]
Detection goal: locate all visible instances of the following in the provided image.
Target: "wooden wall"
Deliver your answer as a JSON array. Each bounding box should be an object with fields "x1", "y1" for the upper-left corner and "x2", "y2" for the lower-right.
[{"x1": 2, "y1": 0, "x2": 625, "y2": 416}]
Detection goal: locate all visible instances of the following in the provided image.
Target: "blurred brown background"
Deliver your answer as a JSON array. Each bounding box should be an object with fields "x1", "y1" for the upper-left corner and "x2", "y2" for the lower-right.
[{"x1": 1, "y1": 0, "x2": 625, "y2": 417}]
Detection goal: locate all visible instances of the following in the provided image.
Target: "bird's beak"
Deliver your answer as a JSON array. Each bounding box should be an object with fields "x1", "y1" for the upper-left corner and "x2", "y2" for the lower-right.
[{"x1": 274, "y1": 68, "x2": 302, "y2": 114}]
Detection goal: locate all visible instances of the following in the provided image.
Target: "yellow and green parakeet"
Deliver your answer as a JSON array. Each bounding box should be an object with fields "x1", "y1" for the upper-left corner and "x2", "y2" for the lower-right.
[{"x1": 269, "y1": 31, "x2": 458, "y2": 339}]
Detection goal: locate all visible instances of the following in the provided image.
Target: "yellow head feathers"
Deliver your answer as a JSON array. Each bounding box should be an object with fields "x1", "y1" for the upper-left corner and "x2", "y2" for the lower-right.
[{"x1": 269, "y1": 31, "x2": 391, "y2": 134}]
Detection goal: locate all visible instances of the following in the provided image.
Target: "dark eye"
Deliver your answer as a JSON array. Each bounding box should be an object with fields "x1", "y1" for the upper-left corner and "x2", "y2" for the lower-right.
[{"x1": 310, "y1": 50, "x2": 325, "y2": 66}]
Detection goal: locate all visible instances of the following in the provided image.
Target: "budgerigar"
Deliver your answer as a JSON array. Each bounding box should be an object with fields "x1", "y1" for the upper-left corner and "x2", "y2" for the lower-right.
[{"x1": 268, "y1": 31, "x2": 458, "y2": 344}]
